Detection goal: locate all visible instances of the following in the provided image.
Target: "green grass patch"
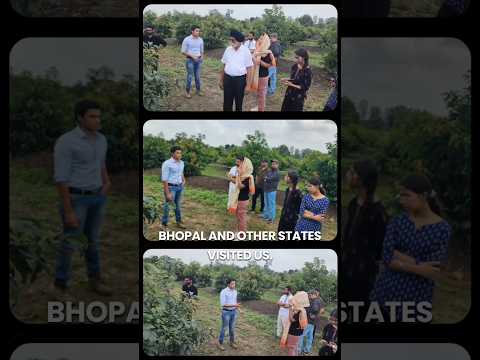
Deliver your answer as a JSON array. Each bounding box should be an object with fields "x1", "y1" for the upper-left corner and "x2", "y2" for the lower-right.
[{"x1": 283, "y1": 48, "x2": 325, "y2": 69}]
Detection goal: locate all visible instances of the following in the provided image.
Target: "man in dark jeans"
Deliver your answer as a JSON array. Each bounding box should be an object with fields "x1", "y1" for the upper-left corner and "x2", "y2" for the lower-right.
[
  {"x1": 250, "y1": 160, "x2": 269, "y2": 213},
  {"x1": 299, "y1": 290, "x2": 326, "y2": 355},
  {"x1": 53, "y1": 100, "x2": 112, "y2": 300},
  {"x1": 261, "y1": 160, "x2": 281, "y2": 223},
  {"x1": 219, "y1": 30, "x2": 254, "y2": 111},
  {"x1": 268, "y1": 33, "x2": 282, "y2": 96},
  {"x1": 182, "y1": 277, "x2": 198, "y2": 298},
  {"x1": 161, "y1": 146, "x2": 186, "y2": 229}
]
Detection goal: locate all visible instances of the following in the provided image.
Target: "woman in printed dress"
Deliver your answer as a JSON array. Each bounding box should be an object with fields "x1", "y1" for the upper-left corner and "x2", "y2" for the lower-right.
[
  {"x1": 294, "y1": 177, "x2": 329, "y2": 233},
  {"x1": 370, "y1": 174, "x2": 451, "y2": 322}
]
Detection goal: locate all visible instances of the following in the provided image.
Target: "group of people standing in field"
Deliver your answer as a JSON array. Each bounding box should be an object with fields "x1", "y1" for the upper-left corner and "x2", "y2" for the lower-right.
[
  {"x1": 277, "y1": 287, "x2": 337, "y2": 356},
  {"x1": 343, "y1": 0, "x2": 470, "y2": 17},
  {"x1": 214, "y1": 278, "x2": 337, "y2": 356},
  {"x1": 143, "y1": 25, "x2": 337, "y2": 112},
  {"x1": 342, "y1": 159, "x2": 451, "y2": 322},
  {"x1": 227, "y1": 157, "x2": 330, "y2": 236}
]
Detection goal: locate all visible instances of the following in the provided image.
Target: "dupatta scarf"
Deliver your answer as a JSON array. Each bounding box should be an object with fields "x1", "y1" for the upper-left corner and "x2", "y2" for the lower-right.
[
  {"x1": 248, "y1": 33, "x2": 277, "y2": 92},
  {"x1": 280, "y1": 291, "x2": 310, "y2": 347},
  {"x1": 227, "y1": 157, "x2": 255, "y2": 214}
]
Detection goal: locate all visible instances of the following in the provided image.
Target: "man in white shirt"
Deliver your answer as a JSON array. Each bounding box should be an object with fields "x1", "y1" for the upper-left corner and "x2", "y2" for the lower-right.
[
  {"x1": 218, "y1": 279, "x2": 241, "y2": 350},
  {"x1": 244, "y1": 32, "x2": 256, "y2": 54},
  {"x1": 181, "y1": 25, "x2": 204, "y2": 98},
  {"x1": 219, "y1": 30, "x2": 254, "y2": 111},
  {"x1": 276, "y1": 287, "x2": 293, "y2": 337}
]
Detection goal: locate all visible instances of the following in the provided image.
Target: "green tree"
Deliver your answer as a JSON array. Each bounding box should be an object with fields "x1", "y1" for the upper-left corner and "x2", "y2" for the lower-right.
[{"x1": 297, "y1": 14, "x2": 314, "y2": 27}]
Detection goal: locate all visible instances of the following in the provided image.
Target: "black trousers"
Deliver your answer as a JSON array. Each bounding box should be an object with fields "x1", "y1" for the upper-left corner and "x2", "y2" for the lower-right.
[
  {"x1": 251, "y1": 187, "x2": 265, "y2": 211},
  {"x1": 223, "y1": 74, "x2": 246, "y2": 111}
]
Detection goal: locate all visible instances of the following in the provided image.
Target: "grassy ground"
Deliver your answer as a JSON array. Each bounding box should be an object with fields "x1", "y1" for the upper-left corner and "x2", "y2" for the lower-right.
[
  {"x1": 167, "y1": 285, "x2": 324, "y2": 356},
  {"x1": 143, "y1": 175, "x2": 337, "y2": 241},
  {"x1": 152, "y1": 45, "x2": 330, "y2": 112},
  {"x1": 10, "y1": 163, "x2": 139, "y2": 323},
  {"x1": 390, "y1": 0, "x2": 443, "y2": 16}
]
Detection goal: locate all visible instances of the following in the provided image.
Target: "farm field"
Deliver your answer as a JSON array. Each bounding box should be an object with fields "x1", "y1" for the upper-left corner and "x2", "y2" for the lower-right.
[
  {"x1": 143, "y1": 250, "x2": 337, "y2": 356},
  {"x1": 9, "y1": 161, "x2": 139, "y2": 323},
  {"x1": 176, "y1": 285, "x2": 326, "y2": 356},
  {"x1": 143, "y1": 173, "x2": 337, "y2": 241},
  {"x1": 153, "y1": 45, "x2": 331, "y2": 112}
]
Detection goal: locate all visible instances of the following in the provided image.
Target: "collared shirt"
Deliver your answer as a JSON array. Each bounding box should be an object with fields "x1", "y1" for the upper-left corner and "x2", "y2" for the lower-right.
[
  {"x1": 181, "y1": 35, "x2": 204, "y2": 57},
  {"x1": 220, "y1": 287, "x2": 237, "y2": 307},
  {"x1": 278, "y1": 294, "x2": 292, "y2": 318},
  {"x1": 244, "y1": 39, "x2": 256, "y2": 52},
  {"x1": 221, "y1": 45, "x2": 254, "y2": 77},
  {"x1": 161, "y1": 157, "x2": 184, "y2": 184},
  {"x1": 54, "y1": 126, "x2": 107, "y2": 191}
]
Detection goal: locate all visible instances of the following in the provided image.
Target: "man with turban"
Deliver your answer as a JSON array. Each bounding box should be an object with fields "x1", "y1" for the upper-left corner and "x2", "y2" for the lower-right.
[{"x1": 219, "y1": 30, "x2": 254, "y2": 111}]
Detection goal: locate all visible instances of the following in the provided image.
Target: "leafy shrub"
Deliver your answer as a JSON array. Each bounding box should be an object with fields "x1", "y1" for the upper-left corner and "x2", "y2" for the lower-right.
[
  {"x1": 213, "y1": 265, "x2": 238, "y2": 292},
  {"x1": 143, "y1": 195, "x2": 160, "y2": 227},
  {"x1": 237, "y1": 265, "x2": 267, "y2": 300},
  {"x1": 143, "y1": 45, "x2": 171, "y2": 111},
  {"x1": 143, "y1": 262, "x2": 211, "y2": 356},
  {"x1": 201, "y1": 15, "x2": 228, "y2": 50},
  {"x1": 9, "y1": 218, "x2": 87, "y2": 308}
]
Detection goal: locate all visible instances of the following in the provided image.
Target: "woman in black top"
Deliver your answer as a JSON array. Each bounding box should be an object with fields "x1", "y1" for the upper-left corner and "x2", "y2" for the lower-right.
[
  {"x1": 281, "y1": 48, "x2": 313, "y2": 112},
  {"x1": 278, "y1": 171, "x2": 303, "y2": 232},
  {"x1": 235, "y1": 158, "x2": 255, "y2": 232},
  {"x1": 341, "y1": 159, "x2": 387, "y2": 321}
]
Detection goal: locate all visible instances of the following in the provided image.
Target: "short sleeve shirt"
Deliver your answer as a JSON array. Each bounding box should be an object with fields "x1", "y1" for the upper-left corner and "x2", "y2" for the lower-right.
[
  {"x1": 181, "y1": 35, "x2": 204, "y2": 57},
  {"x1": 221, "y1": 45, "x2": 254, "y2": 76}
]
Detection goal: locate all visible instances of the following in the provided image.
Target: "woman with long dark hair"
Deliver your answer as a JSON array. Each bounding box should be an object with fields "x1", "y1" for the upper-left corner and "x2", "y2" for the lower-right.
[
  {"x1": 280, "y1": 48, "x2": 313, "y2": 112},
  {"x1": 278, "y1": 171, "x2": 303, "y2": 232},
  {"x1": 342, "y1": 160, "x2": 388, "y2": 312},
  {"x1": 370, "y1": 174, "x2": 451, "y2": 322},
  {"x1": 294, "y1": 177, "x2": 329, "y2": 233}
]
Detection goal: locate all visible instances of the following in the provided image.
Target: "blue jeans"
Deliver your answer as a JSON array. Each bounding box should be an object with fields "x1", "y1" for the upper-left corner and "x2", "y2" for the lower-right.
[
  {"x1": 162, "y1": 184, "x2": 183, "y2": 225},
  {"x1": 219, "y1": 309, "x2": 237, "y2": 344},
  {"x1": 298, "y1": 323, "x2": 315, "y2": 353},
  {"x1": 186, "y1": 58, "x2": 202, "y2": 93},
  {"x1": 55, "y1": 193, "x2": 107, "y2": 287},
  {"x1": 267, "y1": 66, "x2": 277, "y2": 95},
  {"x1": 262, "y1": 191, "x2": 277, "y2": 221}
]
